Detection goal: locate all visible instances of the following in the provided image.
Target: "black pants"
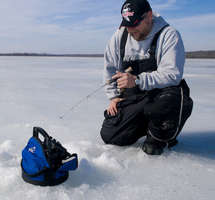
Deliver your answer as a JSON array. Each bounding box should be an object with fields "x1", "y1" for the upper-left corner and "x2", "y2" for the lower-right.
[{"x1": 100, "y1": 80, "x2": 193, "y2": 146}]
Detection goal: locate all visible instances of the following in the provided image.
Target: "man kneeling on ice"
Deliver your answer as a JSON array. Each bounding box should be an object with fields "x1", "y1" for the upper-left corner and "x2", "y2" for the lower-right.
[{"x1": 100, "y1": 0, "x2": 193, "y2": 155}]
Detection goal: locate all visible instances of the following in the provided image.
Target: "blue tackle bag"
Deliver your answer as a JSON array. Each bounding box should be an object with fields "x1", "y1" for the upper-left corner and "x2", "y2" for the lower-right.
[{"x1": 21, "y1": 127, "x2": 78, "y2": 186}]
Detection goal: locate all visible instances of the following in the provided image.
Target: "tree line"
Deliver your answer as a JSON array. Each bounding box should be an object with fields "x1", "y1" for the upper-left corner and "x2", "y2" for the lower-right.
[{"x1": 0, "y1": 51, "x2": 215, "y2": 58}]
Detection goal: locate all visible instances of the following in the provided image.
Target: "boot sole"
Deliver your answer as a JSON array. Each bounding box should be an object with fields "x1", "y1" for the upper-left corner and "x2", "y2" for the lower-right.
[{"x1": 142, "y1": 144, "x2": 164, "y2": 155}]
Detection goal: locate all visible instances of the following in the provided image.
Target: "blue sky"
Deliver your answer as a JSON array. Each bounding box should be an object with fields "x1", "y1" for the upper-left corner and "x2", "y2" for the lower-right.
[{"x1": 0, "y1": 0, "x2": 214, "y2": 53}]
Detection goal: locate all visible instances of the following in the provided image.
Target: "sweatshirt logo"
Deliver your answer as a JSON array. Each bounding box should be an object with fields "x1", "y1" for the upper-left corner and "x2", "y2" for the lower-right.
[{"x1": 122, "y1": 3, "x2": 134, "y2": 22}]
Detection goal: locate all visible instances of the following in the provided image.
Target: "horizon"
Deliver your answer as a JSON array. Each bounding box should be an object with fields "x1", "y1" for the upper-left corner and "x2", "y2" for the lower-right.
[
  {"x1": 1, "y1": 50, "x2": 215, "y2": 55},
  {"x1": 0, "y1": 0, "x2": 214, "y2": 54}
]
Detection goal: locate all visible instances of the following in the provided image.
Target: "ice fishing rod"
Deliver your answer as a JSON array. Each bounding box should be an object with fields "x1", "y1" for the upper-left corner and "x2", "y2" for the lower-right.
[{"x1": 59, "y1": 67, "x2": 132, "y2": 119}]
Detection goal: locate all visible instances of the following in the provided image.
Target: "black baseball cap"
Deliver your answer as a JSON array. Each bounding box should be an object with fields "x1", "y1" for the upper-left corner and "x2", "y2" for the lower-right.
[{"x1": 120, "y1": 0, "x2": 152, "y2": 27}]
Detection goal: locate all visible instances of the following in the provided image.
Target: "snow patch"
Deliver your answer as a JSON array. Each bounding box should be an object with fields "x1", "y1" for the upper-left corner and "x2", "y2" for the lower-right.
[{"x1": 0, "y1": 57, "x2": 215, "y2": 200}]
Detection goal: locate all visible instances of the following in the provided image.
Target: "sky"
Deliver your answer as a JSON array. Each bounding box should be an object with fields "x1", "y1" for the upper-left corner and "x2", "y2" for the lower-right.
[{"x1": 0, "y1": 0, "x2": 214, "y2": 54}]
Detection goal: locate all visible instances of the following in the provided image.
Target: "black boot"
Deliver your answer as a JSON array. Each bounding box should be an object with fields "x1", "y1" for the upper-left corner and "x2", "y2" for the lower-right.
[
  {"x1": 167, "y1": 139, "x2": 178, "y2": 148},
  {"x1": 142, "y1": 134, "x2": 166, "y2": 155}
]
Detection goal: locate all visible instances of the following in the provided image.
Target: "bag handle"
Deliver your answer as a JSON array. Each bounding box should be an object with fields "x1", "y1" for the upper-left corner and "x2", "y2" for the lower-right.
[{"x1": 33, "y1": 127, "x2": 50, "y2": 144}]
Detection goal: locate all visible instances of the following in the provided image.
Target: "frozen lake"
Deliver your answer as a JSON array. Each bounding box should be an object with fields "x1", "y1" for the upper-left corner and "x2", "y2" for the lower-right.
[{"x1": 0, "y1": 56, "x2": 215, "y2": 200}]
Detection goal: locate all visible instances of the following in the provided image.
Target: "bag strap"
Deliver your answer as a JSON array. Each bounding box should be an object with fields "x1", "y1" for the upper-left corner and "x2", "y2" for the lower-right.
[
  {"x1": 120, "y1": 28, "x2": 128, "y2": 62},
  {"x1": 120, "y1": 25, "x2": 169, "y2": 61},
  {"x1": 148, "y1": 25, "x2": 169, "y2": 56}
]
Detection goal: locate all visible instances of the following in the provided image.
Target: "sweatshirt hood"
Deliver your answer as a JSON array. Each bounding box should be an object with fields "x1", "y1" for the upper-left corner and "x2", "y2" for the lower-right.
[{"x1": 145, "y1": 12, "x2": 169, "y2": 40}]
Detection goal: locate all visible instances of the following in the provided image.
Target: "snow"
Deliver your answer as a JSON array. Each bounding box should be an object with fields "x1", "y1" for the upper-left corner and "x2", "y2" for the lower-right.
[{"x1": 0, "y1": 56, "x2": 215, "y2": 200}]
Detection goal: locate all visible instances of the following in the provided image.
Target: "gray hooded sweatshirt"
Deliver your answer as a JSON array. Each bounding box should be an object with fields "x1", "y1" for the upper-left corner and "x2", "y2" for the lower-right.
[{"x1": 104, "y1": 13, "x2": 185, "y2": 100}]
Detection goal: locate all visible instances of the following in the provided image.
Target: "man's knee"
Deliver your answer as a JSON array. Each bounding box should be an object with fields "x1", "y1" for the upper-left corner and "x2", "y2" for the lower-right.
[
  {"x1": 100, "y1": 127, "x2": 140, "y2": 146},
  {"x1": 148, "y1": 119, "x2": 178, "y2": 142},
  {"x1": 100, "y1": 128, "x2": 113, "y2": 144}
]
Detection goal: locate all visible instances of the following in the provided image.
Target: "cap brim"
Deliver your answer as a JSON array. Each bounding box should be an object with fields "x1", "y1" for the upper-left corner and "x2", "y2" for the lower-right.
[{"x1": 120, "y1": 19, "x2": 140, "y2": 27}]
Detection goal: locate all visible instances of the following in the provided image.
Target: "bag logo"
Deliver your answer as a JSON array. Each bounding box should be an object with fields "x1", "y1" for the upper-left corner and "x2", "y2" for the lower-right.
[{"x1": 28, "y1": 146, "x2": 36, "y2": 154}]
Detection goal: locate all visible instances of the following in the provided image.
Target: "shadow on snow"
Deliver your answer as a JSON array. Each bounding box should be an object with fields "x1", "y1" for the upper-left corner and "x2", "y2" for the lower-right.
[
  {"x1": 65, "y1": 158, "x2": 115, "y2": 188},
  {"x1": 174, "y1": 131, "x2": 215, "y2": 160}
]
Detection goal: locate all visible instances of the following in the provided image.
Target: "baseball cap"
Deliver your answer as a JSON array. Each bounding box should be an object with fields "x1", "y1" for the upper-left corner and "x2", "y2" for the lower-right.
[{"x1": 120, "y1": 0, "x2": 152, "y2": 27}]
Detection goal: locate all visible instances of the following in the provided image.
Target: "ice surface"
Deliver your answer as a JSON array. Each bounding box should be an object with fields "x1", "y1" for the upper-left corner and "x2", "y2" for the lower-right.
[{"x1": 0, "y1": 57, "x2": 215, "y2": 200}]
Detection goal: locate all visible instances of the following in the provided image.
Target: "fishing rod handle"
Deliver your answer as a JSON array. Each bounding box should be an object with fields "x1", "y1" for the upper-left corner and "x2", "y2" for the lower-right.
[
  {"x1": 121, "y1": 67, "x2": 133, "y2": 93},
  {"x1": 106, "y1": 67, "x2": 133, "y2": 84},
  {"x1": 125, "y1": 67, "x2": 133, "y2": 73}
]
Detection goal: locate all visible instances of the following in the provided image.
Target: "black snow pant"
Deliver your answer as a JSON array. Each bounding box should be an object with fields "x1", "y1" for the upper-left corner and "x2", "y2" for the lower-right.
[{"x1": 100, "y1": 80, "x2": 193, "y2": 146}]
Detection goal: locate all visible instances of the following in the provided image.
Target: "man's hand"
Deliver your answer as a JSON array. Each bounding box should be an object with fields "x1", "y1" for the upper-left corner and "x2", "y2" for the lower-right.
[
  {"x1": 112, "y1": 71, "x2": 137, "y2": 89},
  {"x1": 107, "y1": 97, "x2": 123, "y2": 116}
]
